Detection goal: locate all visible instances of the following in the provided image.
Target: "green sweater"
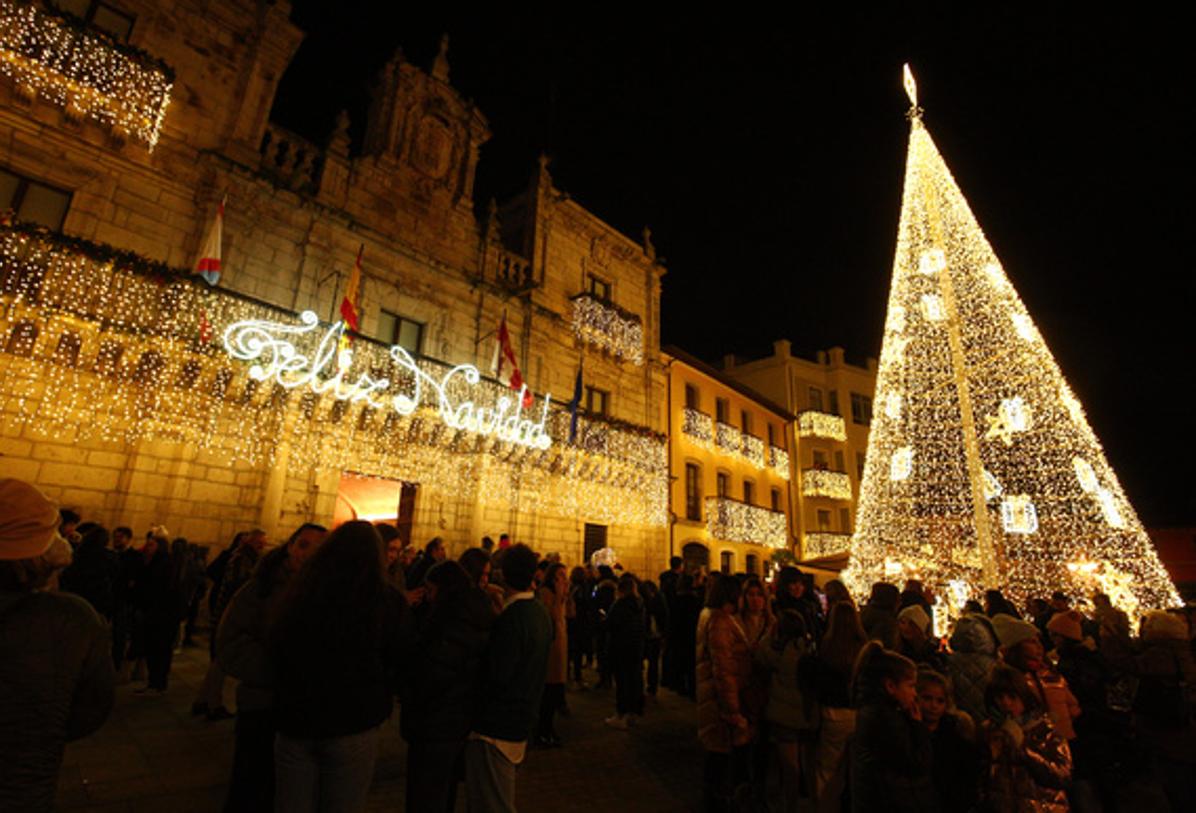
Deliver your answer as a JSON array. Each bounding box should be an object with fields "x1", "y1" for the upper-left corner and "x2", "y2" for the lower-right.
[{"x1": 474, "y1": 595, "x2": 552, "y2": 742}]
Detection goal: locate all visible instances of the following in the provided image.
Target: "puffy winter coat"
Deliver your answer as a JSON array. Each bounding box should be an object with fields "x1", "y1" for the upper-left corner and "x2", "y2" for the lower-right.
[
  {"x1": 948, "y1": 612, "x2": 999, "y2": 722},
  {"x1": 981, "y1": 712, "x2": 1071, "y2": 812},
  {"x1": 537, "y1": 585, "x2": 568, "y2": 685},
  {"x1": 697, "y1": 609, "x2": 755, "y2": 752},
  {"x1": 0, "y1": 590, "x2": 115, "y2": 812}
]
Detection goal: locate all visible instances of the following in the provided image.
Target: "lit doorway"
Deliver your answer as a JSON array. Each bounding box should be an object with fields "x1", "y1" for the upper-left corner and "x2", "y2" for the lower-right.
[{"x1": 333, "y1": 473, "x2": 417, "y2": 545}]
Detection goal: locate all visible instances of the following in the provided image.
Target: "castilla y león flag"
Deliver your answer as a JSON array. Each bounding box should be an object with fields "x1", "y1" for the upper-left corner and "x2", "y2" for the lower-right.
[{"x1": 196, "y1": 195, "x2": 224, "y2": 286}]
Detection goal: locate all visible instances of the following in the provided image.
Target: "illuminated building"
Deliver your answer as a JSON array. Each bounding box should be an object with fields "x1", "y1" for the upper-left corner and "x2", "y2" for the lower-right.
[
  {"x1": 665, "y1": 347, "x2": 793, "y2": 576},
  {"x1": 0, "y1": 2, "x2": 669, "y2": 571},
  {"x1": 722, "y1": 342, "x2": 877, "y2": 570}
]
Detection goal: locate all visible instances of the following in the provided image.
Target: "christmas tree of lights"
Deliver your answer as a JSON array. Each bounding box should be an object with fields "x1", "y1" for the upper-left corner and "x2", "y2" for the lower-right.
[{"x1": 843, "y1": 67, "x2": 1180, "y2": 619}]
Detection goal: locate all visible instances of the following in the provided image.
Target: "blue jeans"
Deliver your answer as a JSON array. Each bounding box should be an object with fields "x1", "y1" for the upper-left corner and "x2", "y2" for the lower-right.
[{"x1": 273, "y1": 727, "x2": 379, "y2": 813}]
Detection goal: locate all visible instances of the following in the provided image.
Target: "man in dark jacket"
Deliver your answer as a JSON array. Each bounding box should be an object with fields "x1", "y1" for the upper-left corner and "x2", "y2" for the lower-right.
[
  {"x1": 466, "y1": 543, "x2": 551, "y2": 812},
  {"x1": 0, "y1": 479, "x2": 115, "y2": 812},
  {"x1": 658, "y1": 557, "x2": 682, "y2": 689}
]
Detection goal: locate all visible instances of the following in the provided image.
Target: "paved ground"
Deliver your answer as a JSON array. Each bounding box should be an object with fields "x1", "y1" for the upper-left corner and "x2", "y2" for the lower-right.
[{"x1": 56, "y1": 642, "x2": 705, "y2": 812}]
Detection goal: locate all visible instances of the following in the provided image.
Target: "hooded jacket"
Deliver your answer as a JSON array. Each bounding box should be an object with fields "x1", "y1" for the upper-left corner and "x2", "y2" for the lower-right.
[{"x1": 948, "y1": 612, "x2": 999, "y2": 722}]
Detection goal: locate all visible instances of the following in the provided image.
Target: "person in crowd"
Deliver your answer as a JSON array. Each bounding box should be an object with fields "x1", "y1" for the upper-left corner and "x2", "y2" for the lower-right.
[
  {"x1": 823, "y1": 579, "x2": 854, "y2": 611},
  {"x1": 566, "y1": 565, "x2": 593, "y2": 688},
  {"x1": 497, "y1": 532, "x2": 512, "y2": 550},
  {"x1": 755, "y1": 608, "x2": 817, "y2": 813},
  {"x1": 814, "y1": 600, "x2": 868, "y2": 813},
  {"x1": 110, "y1": 525, "x2": 139, "y2": 674},
  {"x1": 900, "y1": 579, "x2": 934, "y2": 632},
  {"x1": 460, "y1": 546, "x2": 503, "y2": 617},
  {"x1": 1049, "y1": 591, "x2": 1070, "y2": 614},
  {"x1": 897, "y1": 604, "x2": 945, "y2": 671},
  {"x1": 0, "y1": 480, "x2": 114, "y2": 812},
  {"x1": 947, "y1": 606, "x2": 1000, "y2": 724},
  {"x1": 739, "y1": 574, "x2": 773, "y2": 794},
  {"x1": 170, "y1": 537, "x2": 204, "y2": 652},
  {"x1": 670, "y1": 572, "x2": 702, "y2": 699},
  {"x1": 641, "y1": 579, "x2": 669, "y2": 698},
  {"x1": 536, "y1": 562, "x2": 569, "y2": 745},
  {"x1": 697, "y1": 574, "x2": 754, "y2": 811},
  {"x1": 60, "y1": 524, "x2": 118, "y2": 621},
  {"x1": 592, "y1": 564, "x2": 618, "y2": 689},
  {"x1": 775, "y1": 566, "x2": 820, "y2": 639},
  {"x1": 406, "y1": 536, "x2": 446, "y2": 590},
  {"x1": 739, "y1": 576, "x2": 773, "y2": 650},
  {"x1": 193, "y1": 530, "x2": 248, "y2": 719},
  {"x1": 465, "y1": 542, "x2": 552, "y2": 812},
  {"x1": 182, "y1": 545, "x2": 210, "y2": 648},
  {"x1": 658, "y1": 557, "x2": 683, "y2": 690},
  {"x1": 980, "y1": 664, "x2": 1072, "y2": 812},
  {"x1": 217, "y1": 522, "x2": 326, "y2": 812},
  {"x1": 606, "y1": 573, "x2": 646, "y2": 730},
  {"x1": 134, "y1": 526, "x2": 180, "y2": 695},
  {"x1": 984, "y1": 588, "x2": 1021, "y2": 618},
  {"x1": 402, "y1": 560, "x2": 494, "y2": 812},
  {"x1": 376, "y1": 523, "x2": 406, "y2": 594},
  {"x1": 849, "y1": 641, "x2": 936, "y2": 813},
  {"x1": 860, "y1": 581, "x2": 902, "y2": 649},
  {"x1": 481, "y1": 535, "x2": 495, "y2": 553},
  {"x1": 1091, "y1": 592, "x2": 1132, "y2": 661},
  {"x1": 916, "y1": 669, "x2": 980, "y2": 812},
  {"x1": 1028, "y1": 597, "x2": 1054, "y2": 641},
  {"x1": 270, "y1": 521, "x2": 411, "y2": 813},
  {"x1": 58, "y1": 508, "x2": 81, "y2": 548},
  {"x1": 1128, "y1": 610, "x2": 1196, "y2": 811},
  {"x1": 992, "y1": 613, "x2": 1080, "y2": 741}
]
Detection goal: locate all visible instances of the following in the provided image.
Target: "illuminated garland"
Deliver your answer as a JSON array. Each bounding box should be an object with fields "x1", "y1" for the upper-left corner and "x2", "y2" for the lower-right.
[
  {"x1": 705, "y1": 496, "x2": 787, "y2": 548},
  {"x1": 715, "y1": 420, "x2": 739, "y2": 453},
  {"x1": 741, "y1": 433, "x2": 764, "y2": 467},
  {"x1": 797, "y1": 410, "x2": 847, "y2": 441},
  {"x1": 0, "y1": 224, "x2": 668, "y2": 526},
  {"x1": 681, "y1": 407, "x2": 713, "y2": 447},
  {"x1": 570, "y1": 293, "x2": 643, "y2": 365},
  {"x1": 0, "y1": 1, "x2": 173, "y2": 149},
  {"x1": 803, "y1": 531, "x2": 851, "y2": 559},
  {"x1": 801, "y1": 469, "x2": 852, "y2": 500},
  {"x1": 844, "y1": 71, "x2": 1180, "y2": 615},
  {"x1": 769, "y1": 445, "x2": 790, "y2": 480}
]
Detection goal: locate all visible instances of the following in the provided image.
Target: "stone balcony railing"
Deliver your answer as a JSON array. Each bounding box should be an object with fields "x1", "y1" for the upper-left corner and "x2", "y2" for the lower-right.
[
  {"x1": 260, "y1": 123, "x2": 324, "y2": 194},
  {"x1": 769, "y1": 445, "x2": 790, "y2": 480},
  {"x1": 803, "y1": 531, "x2": 852, "y2": 559},
  {"x1": 797, "y1": 410, "x2": 847, "y2": 441},
  {"x1": 0, "y1": 0, "x2": 174, "y2": 148},
  {"x1": 570, "y1": 293, "x2": 643, "y2": 365},
  {"x1": 682, "y1": 407, "x2": 713, "y2": 446},
  {"x1": 705, "y1": 496, "x2": 788, "y2": 549},
  {"x1": 801, "y1": 468, "x2": 853, "y2": 500}
]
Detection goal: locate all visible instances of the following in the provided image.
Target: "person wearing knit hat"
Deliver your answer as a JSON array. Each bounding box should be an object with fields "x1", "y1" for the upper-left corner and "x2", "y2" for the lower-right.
[
  {"x1": 994, "y1": 613, "x2": 1081, "y2": 741},
  {"x1": 896, "y1": 603, "x2": 944, "y2": 670},
  {"x1": 0, "y1": 479, "x2": 115, "y2": 810},
  {"x1": 1045, "y1": 610, "x2": 1084, "y2": 644},
  {"x1": 990, "y1": 613, "x2": 1041, "y2": 651}
]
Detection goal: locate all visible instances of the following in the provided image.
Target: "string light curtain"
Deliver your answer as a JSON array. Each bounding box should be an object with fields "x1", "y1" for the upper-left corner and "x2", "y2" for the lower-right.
[{"x1": 844, "y1": 68, "x2": 1180, "y2": 618}]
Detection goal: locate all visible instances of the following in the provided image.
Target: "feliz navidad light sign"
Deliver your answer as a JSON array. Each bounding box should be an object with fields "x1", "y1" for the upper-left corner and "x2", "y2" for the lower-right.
[{"x1": 222, "y1": 311, "x2": 554, "y2": 449}]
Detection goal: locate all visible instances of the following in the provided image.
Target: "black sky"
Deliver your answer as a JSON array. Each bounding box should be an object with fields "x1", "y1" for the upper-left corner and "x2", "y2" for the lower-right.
[{"x1": 273, "y1": 3, "x2": 1195, "y2": 526}]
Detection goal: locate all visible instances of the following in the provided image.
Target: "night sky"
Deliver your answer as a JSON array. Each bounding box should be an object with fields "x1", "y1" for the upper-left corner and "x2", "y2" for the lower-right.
[{"x1": 273, "y1": 4, "x2": 1194, "y2": 526}]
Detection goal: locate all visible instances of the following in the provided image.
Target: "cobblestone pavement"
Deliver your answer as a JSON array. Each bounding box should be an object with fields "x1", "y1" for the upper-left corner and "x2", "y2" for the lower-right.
[{"x1": 57, "y1": 643, "x2": 704, "y2": 812}]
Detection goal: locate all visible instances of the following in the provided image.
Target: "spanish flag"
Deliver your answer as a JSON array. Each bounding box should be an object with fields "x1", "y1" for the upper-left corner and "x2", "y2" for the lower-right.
[{"x1": 340, "y1": 244, "x2": 364, "y2": 332}]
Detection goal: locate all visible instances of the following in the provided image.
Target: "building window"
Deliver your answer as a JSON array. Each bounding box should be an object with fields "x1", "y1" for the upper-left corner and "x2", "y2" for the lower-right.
[
  {"x1": 55, "y1": 0, "x2": 135, "y2": 40},
  {"x1": 770, "y1": 487, "x2": 781, "y2": 511},
  {"x1": 746, "y1": 554, "x2": 758, "y2": 575},
  {"x1": 812, "y1": 449, "x2": 828, "y2": 469},
  {"x1": 52, "y1": 332, "x2": 82, "y2": 366},
  {"x1": 588, "y1": 275, "x2": 611, "y2": 302},
  {"x1": 743, "y1": 480, "x2": 754, "y2": 505},
  {"x1": 720, "y1": 551, "x2": 733, "y2": 575},
  {"x1": 851, "y1": 392, "x2": 873, "y2": 425},
  {"x1": 716, "y1": 472, "x2": 729, "y2": 498},
  {"x1": 828, "y1": 389, "x2": 840, "y2": 416},
  {"x1": 767, "y1": 423, "x2": 775, "y2": 447},
  {"x1": 378, "y1": 310, "x2": 423, "y2": 355},
  {"x1": 685, "y1": 383, "x2": 699, "y2": 410},
  {"x1": 817, "y1": 509, "x2": 832, "y2": 530},
  {"x1": 741, "y1": 409, "x2": 752, "y2": 434},
  {"x1": 685, "y1": 463, "x2": 702, "y2": 521},
  {"x1": 583, "y1": 523, "x2": 608, "y2": 564},
  {"x1": 715, "y1": 397, "x2": 729, "y2": 423},
  {"x1": 585, "y1": 386, "x2": 609, "y2": 417},
  {"x1": 856, "y1": 452, "x2": 866, "y2": 480},
  {"x1": 4, "y1": 321, "x2": 37, "y2": 356},
  {"x1": 839, "y1": 507, "x2": 852, "y2": 534},
  {"x1": 835, "y1": 450, "x2": 845, "y2": 472},
  {"x1": 0, "y1": 168, "x2": 71, "y2": 231},
  {"x1": 808, "y1": 386, "x2": 823, "y2": 411}
]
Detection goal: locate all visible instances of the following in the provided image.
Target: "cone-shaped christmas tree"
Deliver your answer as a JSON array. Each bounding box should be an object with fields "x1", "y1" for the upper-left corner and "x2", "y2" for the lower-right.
[{"x1": 843, "y1": 67, "x2": 1180, "y2": 618}]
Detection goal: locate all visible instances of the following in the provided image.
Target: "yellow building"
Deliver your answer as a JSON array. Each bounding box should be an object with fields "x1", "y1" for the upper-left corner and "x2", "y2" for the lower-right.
[
  {"x1": 722, "y1": 341, "x2": 877, "y2": 568},
  {"x1": 0, "y1": 2, "x2": 670, "y2": 571},
  {"x1": 665, "y1": 347, "x2": 793, "y2": 576}
]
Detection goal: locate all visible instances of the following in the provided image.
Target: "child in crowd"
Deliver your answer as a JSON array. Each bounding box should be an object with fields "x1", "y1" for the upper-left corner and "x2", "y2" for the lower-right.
[{"x1": 917, "y1": 669, "x2": 980, "y2": 812}]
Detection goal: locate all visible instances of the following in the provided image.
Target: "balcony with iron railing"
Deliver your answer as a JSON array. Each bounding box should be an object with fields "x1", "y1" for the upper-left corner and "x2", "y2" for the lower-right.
[
  {"x1": 570, "y1": 293, "x2": 643, "y2": 365},
  {"x1": 0, "y1": 0, "x2": 174, "y2": 148},
  {"x1": 801, "y1": 468, "x2": 853, "y2": 500},
  {"x1": 704, "y1": 495, "x2": 788, "y2": 549},
  {"x1": 797, "y1": 410, "x2": 846, "y2": 441},
  {"x1": 802, "y1": 531, "x2": 852, "y2": 559}
]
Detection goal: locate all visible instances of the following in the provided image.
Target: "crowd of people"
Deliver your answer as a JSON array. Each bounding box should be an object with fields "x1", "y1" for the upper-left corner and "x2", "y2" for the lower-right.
[{"x1": 2, "y1": 475, "x2": 1195, "y2": 813}]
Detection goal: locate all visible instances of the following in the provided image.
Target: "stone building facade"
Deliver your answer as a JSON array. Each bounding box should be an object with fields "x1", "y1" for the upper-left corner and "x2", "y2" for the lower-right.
[{"x1": 0, "y1": 0, "x2": 669, "y2": 571}]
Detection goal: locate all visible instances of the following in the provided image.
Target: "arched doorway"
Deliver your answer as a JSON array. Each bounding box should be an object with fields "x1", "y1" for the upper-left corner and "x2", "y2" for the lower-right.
[{"x1": 681, "y1": 541, "x2": 709, "y2": 574}]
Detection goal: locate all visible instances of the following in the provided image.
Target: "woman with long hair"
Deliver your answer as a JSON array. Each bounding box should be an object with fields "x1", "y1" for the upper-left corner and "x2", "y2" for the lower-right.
[
  {"x1": 536, "y1": 562, "x2": 569, "y2": 745},
  {"x1": 270, "y1": 521, "x2": 412, "y2": 813},
  {"x1": 813, "y1": 600, "x2": 868, "y2": 813}
]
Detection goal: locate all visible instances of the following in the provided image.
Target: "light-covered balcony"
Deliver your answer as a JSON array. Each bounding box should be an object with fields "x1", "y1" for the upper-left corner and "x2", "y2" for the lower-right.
[
  {"x1": 803, "y1": 531, "x2": 851, "y2": 559},
  {"x1": 570, "y1": 293, "x2": 643, "y2": 365},
  {"x1": 681, "y1": 407, "x2": 713, "y2": 446},
  {"x1": 769, "y1": 445, "x2": 790, "y2": 480},
  {"x1": 797, "y1": 410, "x2": 846, "y2": 441},
  {"x1": 801, "y1": 469, "x2": 852, "y2": 500},
  {"x1": 705, "y1": 496, "x2": 787, "y2": 548},
  {"x1": 740, "y1": 433, "x2": 765, "y2": 467},
  {"x1": 715, "y1": 420, "x2": 739, "y2": 453}
]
